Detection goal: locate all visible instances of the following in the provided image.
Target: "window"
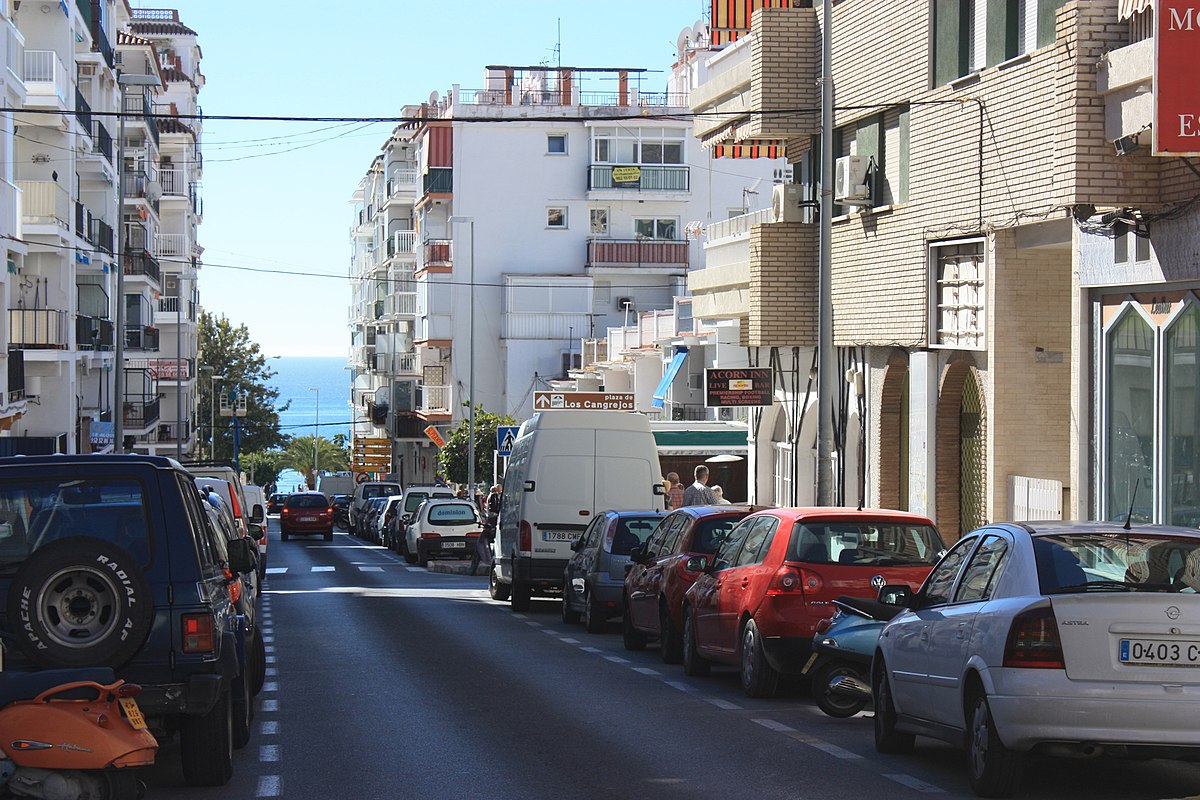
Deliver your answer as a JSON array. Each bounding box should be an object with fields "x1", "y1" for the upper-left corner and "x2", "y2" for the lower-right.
[
  {"x1": 922, "y1": 536, "x2": 977, "y2": 606},
  {"x1": 634, "y1": 218, "x2": 677, "y2": 240},
  {"x1": 547, "y1": 134, "x2": 567, "y2": 155},
  {"x1": 711, "y1": 519, "x2": 753, "y2": 571},
  {"x1": 936, "y1": 0, "x2": 1067, "y2": 85},
  {"x1": 933, "y1": 0, "x2": 975, "y2": 86},
  {"x1": 772, "y1": 442, "x2": 792, "y2": 507},
  {"x1": 590, "y1": 127, "x2": 686, "y2": 165},
  {"x1": 931, "y1": 240, "x2": 986, "y2": 350},
  {"x1": 734, "y1": 517, "x2": 778, "y2": 567},
  {"x1": 1166, "y1": 306, "x2": 1199, "y2": 527},
  {"x1": 837, "y1": 107, "x2": 909, "y2": 210},
  {"x1": 546, "y1": 207, "x2": 567, "y2": 229},
  {"x1": 428, "y1": 503, "x2": 478, "y2": 526},
  {"x1": 1107, "y1": 308, "x2": 1155, "y2": 523},
  {"x1": 590, "y1": 208, "x2": 609, "y2": 235},
  {"x1": 954, "y1": 535, "x2": 1009, "y2": 602}
]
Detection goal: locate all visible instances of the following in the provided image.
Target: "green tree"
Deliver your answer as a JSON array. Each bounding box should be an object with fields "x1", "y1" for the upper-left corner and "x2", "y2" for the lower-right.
[
  {"x1": 197, "y1": 311, "x2": 288, "y2": 460},
  {"x1": 437, "y1": 406, "x2": 518, "y2": 488},
  {"x1": 241, "y1": 450, "x2": 285, "y2": 490},
  {"x1": 277, "y1": 436, "x2": 349, "y2": 489}
]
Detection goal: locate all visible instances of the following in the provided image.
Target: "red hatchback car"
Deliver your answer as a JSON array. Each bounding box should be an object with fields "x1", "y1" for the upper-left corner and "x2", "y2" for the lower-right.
[
  {"x1": 623, "y1": 506, "x2": 760, "y2": 663},
  {"x1": 682, "y1": 507, "x2": 944, "y2": 698},
  {"x1": 280, "y1": 492, "x2": 334, "y2": 542}
]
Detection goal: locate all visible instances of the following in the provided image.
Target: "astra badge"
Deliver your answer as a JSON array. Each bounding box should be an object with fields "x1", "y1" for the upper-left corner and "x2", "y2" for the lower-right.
[
  {"x1": 1166, "y1": 606, "x2": 1183, "y2": 620},
  {"x1": 871, "y1": 575, "x2": 886, "y2": 589}
]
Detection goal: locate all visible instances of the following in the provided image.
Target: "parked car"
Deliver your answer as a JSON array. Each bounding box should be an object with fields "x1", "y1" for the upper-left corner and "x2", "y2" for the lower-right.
[
  {"x1": 562, "y1": 510, "x2": 667, "y2": 633},
  {"x1": 279, "y1": 492, "x2": 334, "y2": 541},
  {"x1": 242, "y1": 484, "x2": 269, "y2": 574},
  {"x1": 267, "y1": 492, "x2": 290, "y2": 516},
  {"x1": 349, "y1": 481, "x2": 401, "y2": 535},
  {"x1": 624, "y1": 505, "x2": 759, "y2": 661},
  {"x1": 873, "y1": 520, "x2": 1200, "y2": 797},
  {"x1": 376, "y1": 495, "x2": 406, "y2": 547},
  {"x1": 681, "y1": 507, "x2": 944, "y2": 698},
  {"x1": 360, "y1": 497, "x2": 390, "y2": 542},
  {"x1": 185, "y1": 462, "x2": 254, "y2": 539},
  {"x1": 0, "y1": 454, "x2": 259, "y2": 786},
  {"x1": 392, "y1": 485, "x2": 456, "y2": 554},
  {"x1": 404, "y1": 498, "x2": 484, "y2": 567}
]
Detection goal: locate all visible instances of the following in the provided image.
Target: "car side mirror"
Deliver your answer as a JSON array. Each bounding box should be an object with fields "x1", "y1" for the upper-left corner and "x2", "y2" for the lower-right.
[
  {"x1": 570, "y1": 538, "x2": 585, "y2": 552},
  {"x1": 684, "y1": 555, "x2": 709, "y2": 573},
  {"x1": 250, "y1": 505, "x2": 264, "y2": 524},
  {"x1": 878, "y1": 584, "x2": 914, "y2": 608},
  {"x1": 628, "y1": 545, "x2": 645, "y2": 563},
  {"x1": 226, "y1": 537, "x2": 257, "y2": 575}
]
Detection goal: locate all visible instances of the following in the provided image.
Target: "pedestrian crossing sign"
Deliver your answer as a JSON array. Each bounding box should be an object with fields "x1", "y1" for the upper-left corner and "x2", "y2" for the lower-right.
[{"x1": 496, "y1": 426, "x2": 519, "y2": 457}]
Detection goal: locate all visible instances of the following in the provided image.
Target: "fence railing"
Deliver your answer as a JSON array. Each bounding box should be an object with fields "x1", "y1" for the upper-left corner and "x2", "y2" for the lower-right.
[
  {"x1": 124, "y1": 251, "x2": 161, "y2": 283},
  {"x1": 17, "y1": 181, "x2": 70, "y2": 226},
  {"x1": 423, "y1": 239, "x2": 452, "y2": 267},
  {"x1": 706, "y1": 208, "x2": 774, "y2": 242},
  {"x1": 123, "y1": 397, "x2": 160, "y2": 428},
  {"x1": 93, "y1": 120, "x2": 113, "y2": 163},
  {"x1": 387, "y1": 168, "x2": 418, "y2": 196},
  {"x1": 5, "y1": 19, "x2": 24, "y2": 83},
  {"x1": 124, "y1": 325, "x2": 159, "y2": 351},
  {"x1": 9, "y1": 308, "x2": 69, "y2": 349},
  {"x1": 159, "y1": 167, "x2": 189, "y2": 196},
  {"x1": 90, "y1": 217, "x2": 114, "y2": 253},
  {"x1": 588, "y1": 165, "x2": 690, "y2": 192},
  {"x1": 586, "y1": 239, "x2": 689, "y2": 269},
  {"x1": 153, "y1": 233, "x2": 188, "y2": 258},
  {"x1": 384, "y1": 292, "x2": 418, "y2": 317},
  {"x1": 75, "y1": 88, "x2": 93, "y2": 133},
  {"x1": 388, "y1": 230, "x2": 416, "y2": 258},
  {"x1": 419, "y1": 384, "x2": 451, "y2": 412}
]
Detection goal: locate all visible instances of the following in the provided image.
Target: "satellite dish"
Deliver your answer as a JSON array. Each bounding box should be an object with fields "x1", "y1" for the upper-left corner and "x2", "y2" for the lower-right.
[{"x1": 428, "y1": 90, "x2": 439, "y2": 105}]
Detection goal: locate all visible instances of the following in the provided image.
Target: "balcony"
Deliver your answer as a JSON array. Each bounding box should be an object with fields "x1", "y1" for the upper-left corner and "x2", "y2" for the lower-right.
[
  {"x1": 89, "y1": 2, "x2": 115, "y2": 69},
  {"x1": 124, "y1": 250, "x2": 161, "y2": 284},
  {"x1": 18, "y1": 181, "x2": 70, "y2": 228},
  {"x1": 419, "y1": 384, "x2": 452, "y2": 413},
  {"x1": 157, "y1": 296, "x2": 196, "y2": 323},
  {"x1": 382, "y1": 292, "x2": 418, "y2": 318},
  {"x1": 76, "y1": 314, "x2": 113, "y2": 351},
  {"x1": 387, "y1": 230, "x2": 417, "y2": 260},
  {"x1": 89, "y1": 217, "x2": 114, "y2": 254},
  {"x1": 423, "y1": 239, "x2": 452, "y2": 268},
  {"x1": 9, "y1": 308, "x2": 69, "y2": 349},
  {"x1": 387, "y1": 167, "x2": 419, "y2": 199},
  {"x1": 5, "y1": 18, "x2": 24, "y2": 89},
  {"x1": 502, "y1": 311, "x2": 593, "y2": 340},
  {"x1": 23, "y1": 50, "x2": 69, "y2": 109},
  {"x1": 125, "y1": 325, "x2": 160, "y2": 351},
  {"x1": 122, "y1": 169, "x2": 161, "y2": 215},
  {"x1": 7, "y1": 348, "x2": 24, "y2": 402},
  {"x1": 122, "y1": 91, "x2": 160, "y2": 148},
  {"x1": 422, "y1": 168, "x2": 452, "y2": 196},
  {"x1": 586, "y1": 238, "x2": 689, "y2": 272},
  {"x1": 153, "y1": 233, "x2": 188, "y2": 259},
  {"x1": 159, "y1": 167, "x2": 190, "y2": 196},
  {"x1": 153, "y1": 419, "x2": 191, "y2": 445},
  {"x1": 588, "y1": 165, "x2": 689, "y2": 192},
  {"x1": 93, "y1": 120, "x2": 113, "y2": 164},
  {"x1": 123, "y1": 396, "x2": 160, "y2": 429},
  {"x1": 74, "y1": 88, "x2": 93, "y2": 136}
]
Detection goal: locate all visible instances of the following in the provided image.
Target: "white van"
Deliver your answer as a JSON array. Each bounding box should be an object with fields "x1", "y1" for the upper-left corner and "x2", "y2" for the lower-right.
[{"x1": 490, "y1": 410, "x2": 665, "y2": 611}]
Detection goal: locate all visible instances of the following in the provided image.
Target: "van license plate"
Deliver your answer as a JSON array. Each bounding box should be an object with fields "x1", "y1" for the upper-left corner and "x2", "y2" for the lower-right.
[
  {"x1": 298, "y1": 516, "x2": 317, "y2": 522},
  {"x1": 443, "y1": 541, "x2": 466, "y2": 549},
  {"x1": 543, "y1": 531, "x2": 580, "y2": 542},
  {"x1": 119, "y1": 697, "x2": 148, "y2": 730}
]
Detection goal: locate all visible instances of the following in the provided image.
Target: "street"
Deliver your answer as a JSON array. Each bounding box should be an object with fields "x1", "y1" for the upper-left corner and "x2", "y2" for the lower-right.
[{"x1": 141, "y1": 519, "x2": 1200, "y2": 800}]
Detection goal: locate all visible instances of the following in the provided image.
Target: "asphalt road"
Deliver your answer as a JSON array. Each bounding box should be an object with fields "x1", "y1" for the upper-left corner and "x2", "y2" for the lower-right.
[{"x1": 140, "y1": 520, "x2": 1200, "y2": 800}]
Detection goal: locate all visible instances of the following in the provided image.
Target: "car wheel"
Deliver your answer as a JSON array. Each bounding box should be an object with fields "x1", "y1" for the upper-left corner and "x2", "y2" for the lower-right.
[
  {"x1": 740, "y1": 619, "x2": 779, "y2": 698},
  {"x1": 658, "y1": 602, "x2": 683, "y2": 664},
  {"x1": 417, "y1": 541, "x2": 430, "y2": 569},
  {"x1": 180, "y1": 689, "x2": 233, "y2": 787},
  {"x1": 622, "y1": 601, "x2": 646, "y2": 650},
  {"x1": 510, "y1": 579, "x2": 531, "y2": 612},
  {"x1": 232, "y1": 659, "x2": 252, "y2": 750},
  {"x1": 583, "y1": 590, "x2": 606, "y2": 634},
  {"x1": 561, "y1": 578, "x2": 581, "y2": 624},
  {"x1": 967, "y1": 690, "x2": 1024, "y2": 798},
  {"x1": 104, "y1": 770, "x2": 140, "y2": 800},
  {"x1": 681, "y1": 607, "x2": 710, "y2": 677},
  {"x1": 873, "y1": 661, "x2": 915, "y2": 754},
  {"x1": 489, "y1": 568, "x2": 510, "y2": 601},
  {"x1": 5, "y1": 537, "x2": 153, "y2": 669},
  {"x1": 250, "y1": 630, "x2": 266, "y2": 696},
  {"x1": 402, "y1": 538, "x2": 417, "y2": 565},
  {"x1": 812, "y1": 661, "x2": 869, "y2": 718}
]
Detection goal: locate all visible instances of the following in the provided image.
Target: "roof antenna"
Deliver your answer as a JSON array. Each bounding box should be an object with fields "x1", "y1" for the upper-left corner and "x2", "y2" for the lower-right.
[{"x1": 1123, "y1": 478, "x2": 1140, "y2": 531}]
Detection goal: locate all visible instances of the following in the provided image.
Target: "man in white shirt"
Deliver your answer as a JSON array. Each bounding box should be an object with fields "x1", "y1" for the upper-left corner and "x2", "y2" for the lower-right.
[{"x1": 681, "y1": 465, "x2": 717, "y2": 507}]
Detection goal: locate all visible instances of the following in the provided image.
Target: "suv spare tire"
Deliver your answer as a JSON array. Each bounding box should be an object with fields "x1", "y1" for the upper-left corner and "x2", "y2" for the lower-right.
[{"x1": 6, "y1": 537, "x2": 153, "y2": 669}]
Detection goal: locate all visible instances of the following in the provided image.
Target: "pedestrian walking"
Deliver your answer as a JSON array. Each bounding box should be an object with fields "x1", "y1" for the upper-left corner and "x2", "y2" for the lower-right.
[
  {"x1": 470, "y1": 484, "x2": 503, "y2": 576},
  {"x1": 665, "y1": 472, "x2": 684, "y2": 510},
  {"x1": 681, "y1": 465, "x2": 717, "y2": 507}
]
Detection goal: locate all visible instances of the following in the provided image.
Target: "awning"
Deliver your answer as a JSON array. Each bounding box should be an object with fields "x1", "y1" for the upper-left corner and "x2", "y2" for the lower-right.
[
  {"x1": 653, "y1": 430, "x2": 748, "y2": 450},
  {"x1": 651, "y1": 347, "x2": 689, "y2": 409}
]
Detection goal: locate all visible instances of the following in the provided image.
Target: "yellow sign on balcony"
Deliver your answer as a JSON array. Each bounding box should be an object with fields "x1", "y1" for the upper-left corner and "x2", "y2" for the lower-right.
[{"x1": 611, "y1": 166, "x2": 641, "y2": 184}]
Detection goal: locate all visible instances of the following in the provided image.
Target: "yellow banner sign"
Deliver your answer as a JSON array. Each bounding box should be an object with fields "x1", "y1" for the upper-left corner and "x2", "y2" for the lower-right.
[{"x1": 611, "y1": 166, "x2": 641, "y2": 184}]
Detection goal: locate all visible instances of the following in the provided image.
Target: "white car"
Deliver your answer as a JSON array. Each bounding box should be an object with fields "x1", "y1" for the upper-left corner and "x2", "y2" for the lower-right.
[
  {"x1": 375, "y1": 495, "x2": 405, "y2": 546},
  {"x1": 873, "y1": 521, "x2": 1200, "y2": 797},
  {"x1": 405, "y1": 499, "x2": 483, "y2": 568}
]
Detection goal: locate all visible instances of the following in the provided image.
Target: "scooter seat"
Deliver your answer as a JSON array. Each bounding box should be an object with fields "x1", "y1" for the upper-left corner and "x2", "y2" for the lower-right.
[{"x1": 0, "y1": 668, "x2": 115, "y2": 707}]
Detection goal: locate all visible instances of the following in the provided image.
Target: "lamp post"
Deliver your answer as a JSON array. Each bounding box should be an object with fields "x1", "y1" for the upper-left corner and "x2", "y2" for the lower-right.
[
  {"x1": 113, "y1": 72, "x2": 162, "y2": 453},
  {"x1": 448, "y1": 216, "x2": 475, "y2": 495},
  {"x1": 309, "y1": 387, "x2": 319, "y2": 486}
]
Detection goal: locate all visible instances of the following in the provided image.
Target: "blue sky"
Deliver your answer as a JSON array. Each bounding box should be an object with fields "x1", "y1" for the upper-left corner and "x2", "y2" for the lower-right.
[{"x1": 148, "y1": 1, "x2": 709, "y2": 357}]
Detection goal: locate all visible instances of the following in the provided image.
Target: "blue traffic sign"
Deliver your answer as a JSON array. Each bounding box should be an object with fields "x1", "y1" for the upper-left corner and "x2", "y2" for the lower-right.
[{"x1": 496, "y1": 426, "x2": 520, "y2": 457}]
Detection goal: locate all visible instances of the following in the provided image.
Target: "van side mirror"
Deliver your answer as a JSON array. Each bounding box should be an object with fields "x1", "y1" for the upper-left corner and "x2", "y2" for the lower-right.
[
  {"x1": 878, "y1": 584, "x2": 914, "y2": 608},
  {"x1": 226, "y1": 537, "x2": 257, "y2": 575},
  {"x1": 250, "y1": 505, "x2": 264, "y2": 524},
  {"x1": 523, "y1": 480, "x2": 536, "y2": 492},
  {"x1": 653, "y1": 483, "x2": 666, "y2": 496}
]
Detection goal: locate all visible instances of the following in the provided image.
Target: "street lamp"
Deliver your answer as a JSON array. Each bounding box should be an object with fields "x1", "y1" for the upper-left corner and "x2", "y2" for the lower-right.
[
  {"x1": 309, "y1": 387, "x2": 319, "y2": 485},
  {"x1": 113, "y1": 71, "x2": 162, "y2": 454},
  {"x1": 448, "y1": 216, "x2": 475, "y2": 495}
]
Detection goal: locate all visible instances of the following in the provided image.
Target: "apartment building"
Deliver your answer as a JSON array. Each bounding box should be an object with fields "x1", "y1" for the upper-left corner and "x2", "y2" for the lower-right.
[
  {"x1": 348, "y1": 60, "x2": 780, "y2": 484},
  {"x1": 687, "y1": 0, "x2": 1200, "y2": 538},
  {"x1": 0, "y1": 0, "x2": 27, "y2": 436}
]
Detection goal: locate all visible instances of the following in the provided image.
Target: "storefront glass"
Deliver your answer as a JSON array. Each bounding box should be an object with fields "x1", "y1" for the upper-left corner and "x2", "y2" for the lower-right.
[
  {"x1": 1166, "y1": 306, "x2": 1199, "y2": 526},
  {"x1": 1106, "y1": 310, "x2": 1155, "y2": 522}
]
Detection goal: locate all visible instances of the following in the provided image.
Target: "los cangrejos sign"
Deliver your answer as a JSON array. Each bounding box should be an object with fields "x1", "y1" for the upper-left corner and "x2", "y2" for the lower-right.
[{"x1": 1156, "y1": 1, "x2": 1200, "y2": 156}]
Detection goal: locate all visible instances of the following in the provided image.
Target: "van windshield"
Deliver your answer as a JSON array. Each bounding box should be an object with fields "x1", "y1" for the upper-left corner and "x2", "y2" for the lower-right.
[{"x1": 787, "y1": 521, "x2": 944, "y2": 566}]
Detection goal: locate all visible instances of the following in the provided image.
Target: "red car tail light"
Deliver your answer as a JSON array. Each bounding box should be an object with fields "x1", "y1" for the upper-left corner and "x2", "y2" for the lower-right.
[
  {"x1": 767, "y1": 565, "x2": 804, "y2": 595},
  {"x1": 419, "y1": 532, "x2": 442, "y2": 539},
  {"x1": 182, "y1": 613, "x2": 216, "y2": 653},
  {"x1": 467, "y1": 531, "x2": 481, "y2": 539},
  {"x1": 519, "y1": 520, "x2": 532, "y2": 552},
  {"x1": 1003, "y1": 606, "x2": 1065, "y2": 669},
  {"x1": 281, "y1": 507, "x2": 290, "y2": 516},
  {"x1": 116, "y1": 683, "x2": 142, "y2": 698},
  {"x1": 797, "y1": 567, "x2": 823, "y2": 595}
]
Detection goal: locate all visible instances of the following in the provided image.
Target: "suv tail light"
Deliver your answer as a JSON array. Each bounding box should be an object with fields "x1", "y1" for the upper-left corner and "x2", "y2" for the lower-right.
[
  {"x1": 766, "y1": 565, "x2": 804, "y2": 595},
  {"x1": 1003, "y1": 606, "x2": 1065, "y2": 669},
  {"x1": 182, "y1": 613, "x2": 216, "y2": 653},
  {"x1": 223, "y1": 569, "x2": 242, "y2": 604},
  {"x1": 519, "y1": 520, "x2": 532, "y2": 553},
  {"x1": 419, "y1": 532, "x2": 441, "y2": 539}
]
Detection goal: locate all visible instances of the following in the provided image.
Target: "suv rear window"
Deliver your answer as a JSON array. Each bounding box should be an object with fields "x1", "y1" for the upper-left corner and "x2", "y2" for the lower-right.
[
  {"x1": 427, "y1": 503, "x2": 477, "y2": 526},
  {"x1": 0, "y1": 477, "x2": 152, "y2": 565},
  {"x1": 788, "y1": 522, "x2": 943, "y2": 566},
  {"x1": 363, "y1": 485, "x2": 400, "y2": 499},
  {"x1": 288, "y1": 495, "x2": 328, "y2": 510}
]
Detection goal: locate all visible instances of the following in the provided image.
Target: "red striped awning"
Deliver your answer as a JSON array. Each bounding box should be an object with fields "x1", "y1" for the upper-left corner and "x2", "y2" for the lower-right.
[
  {"x1": 710, "y1": 0, "x2": 800, "y2": 45},
  {"x1": 426, "y1": 124, "x2": 453, "y2": 168},
  {"x1": 712, "y1": 140, "x2": 785, "y2": 159}
]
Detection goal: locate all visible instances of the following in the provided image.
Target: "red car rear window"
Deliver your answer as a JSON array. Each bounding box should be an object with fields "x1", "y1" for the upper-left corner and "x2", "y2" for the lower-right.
[{"x1": 788, "y1": 521, "x2": 943, "y2": 566}]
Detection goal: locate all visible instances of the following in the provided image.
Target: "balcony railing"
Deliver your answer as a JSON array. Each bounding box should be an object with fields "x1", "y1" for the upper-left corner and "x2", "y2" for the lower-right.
[
  {"x1": 422, "y1": 169, "x2": 452, "y2": 195},
  {"x1": 123, "y1": 396, "x2": 160, "y2": 428},
  {"x1": 124, "y1": 251, "x2": 161, "y2": 284},
  {"x1": 9, "y1": 309, "x2": 69, "y2": 349},
  {"x1": 18, "y1": 181, "x2": 70, "y2": 227},
  {"x1": 586, "y1": 239, "x2": 689, "y2": 270},
  {"x1": 23, "y1": 50, "x2": 68, "y2": 106},
  {"x1": 153, "y1": 419, "x2": 191, "y2": 444},
  {"x1": 6, "y1": 348, "x2": 24, "y2": 402},
  {"x1": 588, "y1": 165, "x2": 690, "y2": 192},
  {"x1": 90, "y1": 217, "x2": 114, "y2": 254},
  {"x1": 122, "y1": 90, "x2": 160, "y2": 148},
  {"x1": 387, "y1": 230, "x2": 416, "y2": 259},
  {"x1": 90, "y1": 3, "x2": 114, "y2": 69},
  {"x1": 388, "y1": 168, "x2": 418, "y2": 196},
  {"x1": 159, "y1": 167, "x2": 189, "y2": 196},
  {"x1": 93, "y1": 120, "x2": 113, "y2": 163},
  {"x1": 6, "y1": 19, "x2": 24, "y2": 84},
  {"x1": 158, "y1": 296, "x2": 196, "y2": 320},
  {"x1": 122, "y1": 170, "x2": 160, "y2": 214},
  {"x1": 383, "y1": 292, "x2": 418, "y2": 317},
  {"x1": 75, "y1": 88, "x2": 93, "y2": 134},
  {"x1": 76, "y1": 314, "x2": 113, "y2": 351},
  {"x1": 419, "y1": 384, "x2": 452, "y2": 413},
  {"x1": 124, "y1": 325, "x2": 160, "y2": 351},
  {"x1": 153, "y1": 233, "x2": 188, "y2": 259},
  {"x1": 502, "y1": 312, "x2": 593, "y2": 340},
  {"x1": 706, "y1": 208, "x2": 775, "y2": 243},
  {"x1": 423, "y1": 239, "x2": 452, "y2": 267}
]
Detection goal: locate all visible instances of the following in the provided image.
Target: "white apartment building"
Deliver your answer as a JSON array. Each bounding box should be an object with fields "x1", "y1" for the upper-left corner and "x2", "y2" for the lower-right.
[
  {"x1": 0, "y1": 0, "x2": 28, "y2": 436},
  {"x1": 349, "y1": 57, "x2": 781, "y2": 485}
]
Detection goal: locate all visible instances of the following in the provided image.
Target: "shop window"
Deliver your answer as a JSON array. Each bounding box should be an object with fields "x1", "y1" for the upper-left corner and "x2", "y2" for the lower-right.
[
  {"x1": 1166, "y1": 305, "x2": 1200, "y2": 527},
  {"x1": 1106, "y1": 308, "x2": 1155, "y2": 523}
]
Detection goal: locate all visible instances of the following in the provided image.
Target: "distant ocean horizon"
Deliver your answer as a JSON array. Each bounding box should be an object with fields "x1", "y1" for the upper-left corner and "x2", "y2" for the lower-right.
[{"x1": 267, "y1": 356, "x2": 352, "y2": 491}]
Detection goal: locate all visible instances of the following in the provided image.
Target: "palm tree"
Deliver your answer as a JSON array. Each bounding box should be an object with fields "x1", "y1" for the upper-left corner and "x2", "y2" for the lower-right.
[{"x1": 278, "y1": 436, "x2": 347, "y2": 489}]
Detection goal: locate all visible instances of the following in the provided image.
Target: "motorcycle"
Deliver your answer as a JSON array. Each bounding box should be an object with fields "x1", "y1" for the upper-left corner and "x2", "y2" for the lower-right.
[
  {"x1": 0, "y1": 664, "x2": 158, "y2": 799},
  {"x1": 332, "y1": 505, "x2": 350, "y2": 532},
  {"x1": 801, "y1": 595, "x2": 904, "y2": 718}
]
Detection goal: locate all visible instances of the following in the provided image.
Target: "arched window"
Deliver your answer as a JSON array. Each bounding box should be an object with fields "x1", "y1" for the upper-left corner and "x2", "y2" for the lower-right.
[
  {"x1": 1166, "y1": 305, "x2": 1199, "y2": 526},
  {"x1": 1106, "y1": 309, "x2": 1155, "y2": 522}
]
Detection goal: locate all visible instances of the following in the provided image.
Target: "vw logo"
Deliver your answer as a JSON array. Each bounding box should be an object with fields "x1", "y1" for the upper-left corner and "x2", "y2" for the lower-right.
[
  {"x1": 871, "y1": 574, "x2": 886, "y2": 589},
  {"x1": 1166, "y1": 606, "x2": 1183, "y2": 620}
]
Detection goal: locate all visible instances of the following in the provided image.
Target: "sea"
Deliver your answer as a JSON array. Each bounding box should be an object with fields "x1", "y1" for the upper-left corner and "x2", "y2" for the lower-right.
[{"x1": 267, "y1": 356, "x2": 352, "y2": 492}]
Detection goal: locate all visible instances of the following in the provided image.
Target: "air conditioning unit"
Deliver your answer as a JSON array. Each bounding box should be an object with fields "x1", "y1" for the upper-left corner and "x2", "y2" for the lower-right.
[
  {"x1": 616, "y1": 296, "x2": 634, "y2": 311},
  {"x1": 834, "y1": 156, "x2": 871, "y2": 205},
  {"x1": 771, "y1": 184, "x2": 803, "y2": 223}
]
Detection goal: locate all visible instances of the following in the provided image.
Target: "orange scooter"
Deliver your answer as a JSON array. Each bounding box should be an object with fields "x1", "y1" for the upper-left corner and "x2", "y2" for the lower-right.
[{"x1": 0, "y1": 668, "x2": 157, "y2": 800}]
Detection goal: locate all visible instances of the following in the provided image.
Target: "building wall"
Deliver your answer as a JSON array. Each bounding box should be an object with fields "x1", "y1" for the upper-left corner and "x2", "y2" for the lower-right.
[{"x1": 747, "y1": 221, "x2": 817, "y2": 346}]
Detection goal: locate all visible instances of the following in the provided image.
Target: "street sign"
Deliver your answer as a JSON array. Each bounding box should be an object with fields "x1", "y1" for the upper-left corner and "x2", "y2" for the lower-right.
[
  {"x1": 533, "y1": 391, "x2": 635, "y2": 412},
  {"x1": 705, "y1": 368, "x2": 772, "y2": 407},
  {"x1": 424, "y1": 425, "x2": 446, "y2": 448},
  {"x1": 496, "y1": 426, "x2": 520, "y2": 457}
]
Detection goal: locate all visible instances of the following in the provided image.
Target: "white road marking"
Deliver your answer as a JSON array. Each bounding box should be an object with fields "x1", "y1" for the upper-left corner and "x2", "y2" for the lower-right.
[
  {"x1": 525, "y1": 620, "x2": 542, "y2": 627},
  {"x1": 264, "y1": 568, "x2": 288, "y2": 575},
  {"x1": 541, "y1": 628, "x2": 559, "y2": 635},
  {"x1": 262, "y1": 635, "x2": 274, "y2": 643},
  {"x1": 260, "y1": 720, "x2": 278, "y2": 735},
  {"x1": 261, "y1": 699, "x2": 279, "y2": 712},
  {"x1": 265, "y1": 667, "x2": 278, "y2": 677},
  {"x1": 753, "y1": 718, "x2": 795, "y2": 733},
  {"x1": 256, "y1": 776, "x2": 282, "y2": 797},
  {"x1": 633, "y1": 667, "x2": 660, "y2": 676},
  {"x1": 358, "y1": 566, "x2": 384, "y2": 572},
  {"x1": 265, "y1": 655, "x2": 276, "y2": 665},
  {"x1": 511, "y1": 614, "x2": 527, "y2": 620},
  {"x1": 707, "y1": 698, "x2": 742, "y2": 710},
  {"x1": 665, "y1": 681, "x2": 692, "y2": 693},
  {"x1": 883, "y1": 774, "x2": 944, "y2": 793},
  {"x1": 259, "y1": 745, "x2": 280, "y2": 762},
  {"x1": 264, "y1": 645, "x2": 276, "y2": 654},
  {"x1": 311, "y1": 566, "x2": 335, "y2": 573},
  {"x1": 810, "y1": 741, "x2": 863, "y2": 760},
  {"x1": 604, "y1": 655, "x2": 630, "y2": 664},
  {"x1": 579, "y1": 647, "x2": 602, "y2": 653},
  {"x1": 559, "y1": 637, "x2": 580, "y2": 644},
  {"x1": 404, "y1": 567, "x2": 424, "y2": 573},
  {"x1": 262, "y1": 681, "x2": 278, "y2": 693}
]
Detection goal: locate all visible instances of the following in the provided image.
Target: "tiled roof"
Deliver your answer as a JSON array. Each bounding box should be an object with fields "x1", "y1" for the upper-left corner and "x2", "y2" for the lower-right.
[
  {"x1": 117, "y1": 30, "x2": 155, "y2": 47},
  {"x1": 160, "y1": 67, "x2": 196, "y2": 88},
  {"x1": 157, "y1": 118, "x2": 196, "y2": 138},
  {"x1": 129, "y1": 21, "x2": 197, "y2": 36}
]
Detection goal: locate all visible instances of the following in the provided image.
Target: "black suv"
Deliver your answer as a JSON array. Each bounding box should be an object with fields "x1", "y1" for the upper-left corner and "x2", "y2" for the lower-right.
[{"x1": 0, "y1": 454, "x2": 259, "y2": 786}]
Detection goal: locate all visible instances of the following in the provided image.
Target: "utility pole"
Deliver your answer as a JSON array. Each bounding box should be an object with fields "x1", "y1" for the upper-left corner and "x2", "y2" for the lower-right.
[{"x1": 816, "y1": 0, "x2": 836, "y2": 505}]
